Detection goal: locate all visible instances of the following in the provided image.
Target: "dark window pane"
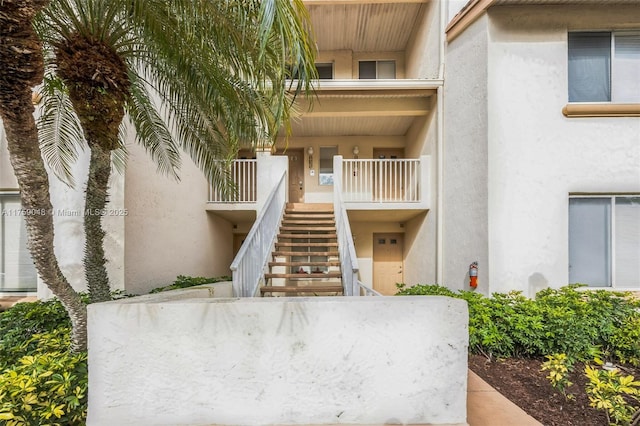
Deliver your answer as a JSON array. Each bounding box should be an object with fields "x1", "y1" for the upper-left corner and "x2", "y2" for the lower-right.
[
  {"x1": 359, "y1": 61, "x2": 376, "y2": 79},
  {"x1": 315, "y1": 63, "x2": 333, "y2": 79},
  {"x1": 568, "y1": 32, "x2": 611, "y2": 102}
]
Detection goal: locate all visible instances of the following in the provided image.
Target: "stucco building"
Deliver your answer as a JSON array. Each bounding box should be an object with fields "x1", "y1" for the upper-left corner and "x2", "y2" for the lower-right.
[{"x1": 1, "y1": 0, "x2": 639, "y2": 298}]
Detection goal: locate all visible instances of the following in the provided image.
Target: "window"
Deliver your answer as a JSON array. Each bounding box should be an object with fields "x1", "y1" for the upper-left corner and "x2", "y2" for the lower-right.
[
  {"x1": 568, "y1": 32, "x2": 640, "y2": 103},
  {"x1": 0, "y1": 194, "x2": 37, "y2": 292},
  {"x1": 569, "y1": 196, "x2": 640, "y2": 288},
  {"x1": 319, "y1": 146, "x2": 338, "y2": 185},
  {"x1": 315, "y1": 63, "x2": 333, "y2": 80},
  {"x1": 358, "y1": 60, "x2": 396, "y2": 79}
]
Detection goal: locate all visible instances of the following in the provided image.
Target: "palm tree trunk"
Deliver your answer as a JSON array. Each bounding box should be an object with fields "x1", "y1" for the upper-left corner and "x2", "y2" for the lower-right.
[
  {"x1": 0, "y1": 0, "x2": 87, "y2": 352},
  {"x1": 84, "y1": 145, "x2": 112, "y2": 303},
  {"x1": 55, "y1": 34, "x2": 130, "y2": 304}
]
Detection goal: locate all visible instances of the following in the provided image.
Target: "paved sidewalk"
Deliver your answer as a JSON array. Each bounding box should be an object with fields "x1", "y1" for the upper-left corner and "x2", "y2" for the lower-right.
[
  {"x1": 467, "y1": 370, "x2": 542, "y2": 426},
  {"x1": 0, "y1": 295, "x2": 37, "y2": 311}
]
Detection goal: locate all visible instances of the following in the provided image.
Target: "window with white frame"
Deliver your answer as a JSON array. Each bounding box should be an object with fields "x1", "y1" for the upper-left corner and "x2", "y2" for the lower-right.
[
  {"x1": 568, "y1": 31, "x2": 640, "y2": 103},
  {"x1": 569, "y1": 196, "x2": 640, "y2": 288},
  {"x1": 358, "y1": 60, "x2": 396, "y2": 79},
  {"x1": 0, "y1": 193, "x2": 37, "y2": 292}
]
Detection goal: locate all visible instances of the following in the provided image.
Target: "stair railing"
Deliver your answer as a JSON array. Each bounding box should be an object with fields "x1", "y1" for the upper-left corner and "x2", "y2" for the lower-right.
[
  {"x1": 334, "y1": 155, "x2": 362, "y2": 296},
  {"x1": 230, "y1": 171, "x2": 286, "y2": 297}
]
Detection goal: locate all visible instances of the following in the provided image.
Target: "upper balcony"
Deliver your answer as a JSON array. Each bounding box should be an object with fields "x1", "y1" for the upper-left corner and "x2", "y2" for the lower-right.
[
  {"x1": 206, "y1": 154, "x2": 430, "y2": 223},
  {"x1": 304, "y1": 0, "x2": 442, "y2": 80}
]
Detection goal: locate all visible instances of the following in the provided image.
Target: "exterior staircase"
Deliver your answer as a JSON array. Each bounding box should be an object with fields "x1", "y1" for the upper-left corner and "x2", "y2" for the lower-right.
[{"x1": 262, "y1": 203, "x2": 343, "y2": 296}]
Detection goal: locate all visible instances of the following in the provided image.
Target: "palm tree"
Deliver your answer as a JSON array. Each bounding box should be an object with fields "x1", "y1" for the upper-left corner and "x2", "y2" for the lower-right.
[
  {"x1": 0, "y1": 0, "x2": 88, "y2": 351},
  {"x1": 36, "y1": 0, "x2": 317, "y2": 303}
]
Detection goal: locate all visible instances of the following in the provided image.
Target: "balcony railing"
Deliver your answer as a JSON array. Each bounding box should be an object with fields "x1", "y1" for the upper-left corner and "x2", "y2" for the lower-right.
[
  {"x1": 208, "y1": 160, "x2": 257, "y2": 203},
  {"x1": 339, "y1": 157, "x2": 426, "y2": 204}
]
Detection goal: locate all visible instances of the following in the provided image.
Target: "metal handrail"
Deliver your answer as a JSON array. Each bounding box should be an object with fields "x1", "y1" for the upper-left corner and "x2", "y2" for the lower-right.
[{"x1": 230, "y1": 171, "x2": 286, "y2": 297}]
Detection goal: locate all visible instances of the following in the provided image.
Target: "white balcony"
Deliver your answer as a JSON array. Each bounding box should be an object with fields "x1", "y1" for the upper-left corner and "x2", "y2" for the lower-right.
[
  {"x1": 334, "y1": 155, "x2": 431, "y2": 214},
  {"x1": 208, "y1": 159, "x2": 257, "y2": 204}
]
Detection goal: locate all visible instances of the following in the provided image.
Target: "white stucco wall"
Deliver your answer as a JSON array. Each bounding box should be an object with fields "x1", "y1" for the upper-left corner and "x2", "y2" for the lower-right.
[
  {"x1": 443, "y1": 15, "x2": 490, "y2": 292},
  {"x1": 444, "y1": 5, "x2": 640, "y2": 296},
  {"x1": 123, "y1": 142, "x2": 234, "y2": 295},
  {"x1": 485, "y1": 5, "x2": 640, "y2": 295},
  {"x1": 88, "y1": 295, "x2": 468, "y2": 426}
]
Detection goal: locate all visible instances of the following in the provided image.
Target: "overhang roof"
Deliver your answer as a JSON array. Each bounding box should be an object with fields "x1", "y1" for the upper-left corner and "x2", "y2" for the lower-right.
[
  {"x1": 288, "y1": 79, "x2": 438, "y2": 137},
  {"x1": 446, "y1": 0, "x2": 640, "y2": 42}
]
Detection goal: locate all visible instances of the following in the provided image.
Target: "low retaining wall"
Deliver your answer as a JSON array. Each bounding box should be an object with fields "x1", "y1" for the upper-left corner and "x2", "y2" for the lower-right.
[{"x1": 87, "y1": 292, "x2": 468, "y2": 426}]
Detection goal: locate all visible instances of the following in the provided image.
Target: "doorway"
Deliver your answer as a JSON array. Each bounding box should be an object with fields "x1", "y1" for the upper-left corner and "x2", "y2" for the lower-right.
[
  {"x1": 277, "y1": 149, "x2": 304, "y2": 203},
  {"x1": 373, "y1": 233, "x2": 404, "y2": 295}
]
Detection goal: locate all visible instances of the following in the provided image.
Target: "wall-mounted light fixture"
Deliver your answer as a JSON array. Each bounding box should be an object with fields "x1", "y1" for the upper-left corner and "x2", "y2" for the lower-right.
[
  {"x1": 352, "y1": 146, "x2": 359, "y2": 159},
  {"x1": 307, "y1": 146, "x2": 314, "y2": 168}
]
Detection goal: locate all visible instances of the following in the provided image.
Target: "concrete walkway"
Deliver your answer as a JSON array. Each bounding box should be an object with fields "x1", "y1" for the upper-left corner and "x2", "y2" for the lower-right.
[
  {"x1": 0, "y1": 295, "x2": 37, "y2": 311},
  {"x1": 467, "y1": 370, "x2": 542, "y2": 426}
]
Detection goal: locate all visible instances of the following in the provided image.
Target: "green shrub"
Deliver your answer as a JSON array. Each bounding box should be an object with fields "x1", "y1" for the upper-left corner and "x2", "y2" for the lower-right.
[
  {"x1": 0, "y1": 328, "x2": 88, "y2": 425},
  {"x1": 149, "y1": 275, "x2": 231, "y2": 293},
  {"x1": 585, "y1": 364, "x2": 640, "y2": 425},
  {"x1": 0, "y1": 299, "x2": 71, "y2": 367},
  {"x1": 395, "y1": 283, "x2": 640, "y2": 363}
]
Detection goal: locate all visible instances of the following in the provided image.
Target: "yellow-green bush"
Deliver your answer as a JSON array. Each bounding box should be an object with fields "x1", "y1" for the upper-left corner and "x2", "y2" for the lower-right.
[{"x1": 0, "y1": 328, "x2": 87, "y2": 426}]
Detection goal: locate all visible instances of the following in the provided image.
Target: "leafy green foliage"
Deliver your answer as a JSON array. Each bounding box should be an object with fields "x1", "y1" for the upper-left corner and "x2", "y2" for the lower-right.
[
  {"x1": 0, "y1": 328, "x2": 88, "y2": 425},
  {"x1": 396, "y1": 283, "x2": 640, "y2": 363},
  {"x1": 0, "y1": 300, "x2": 71, "y2": 367},
  {"x1": 541, "y1": 353, "x2": 575, "y2": 400},
  {"x1": 584, "y1": 364, "x2": 640, "y2": 425},
  {"x1": 150, "y1": 275, "x2": 231, "y2": 293}
]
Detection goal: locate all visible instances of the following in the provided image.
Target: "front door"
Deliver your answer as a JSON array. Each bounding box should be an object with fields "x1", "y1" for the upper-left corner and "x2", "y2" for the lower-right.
[
  {"x1": 283, "y1": 149, "x2": 304, "y2": 203},
  {"x1": 373, "y1": 233, "x2": 404, "y2": 295}
]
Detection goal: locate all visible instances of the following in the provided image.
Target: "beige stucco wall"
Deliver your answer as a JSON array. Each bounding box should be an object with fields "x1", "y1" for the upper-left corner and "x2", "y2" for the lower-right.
[
  {"x1": 443, "y1": 14, "x2": 490, "y2": 293},
  {"x1": 124, "y1": 142, "x2": 233, "y2": 295},
  {"x1": 404, "y1": 105, "x2": 438, "y2": 286},
  {"x1": 405, "y1": 0, "x2": 442, "y2": 79}
]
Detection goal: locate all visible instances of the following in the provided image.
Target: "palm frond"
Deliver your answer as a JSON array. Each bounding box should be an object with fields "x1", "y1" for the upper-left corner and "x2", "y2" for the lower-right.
[
  {"x1": 37, "y1": 74, "x2": 84, "y2": 187},
  {"x1": 125, "y1": 74, "x2": 181, "y2": 180}
]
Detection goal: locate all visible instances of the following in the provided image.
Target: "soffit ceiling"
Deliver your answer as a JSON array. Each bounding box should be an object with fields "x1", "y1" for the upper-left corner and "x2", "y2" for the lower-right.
[
  {"x1": 306, "y1": 2, "x2": 427, "y2": 52},
  {"x1": 288, "y1": 89, "x2": 435, "y2": 137}
]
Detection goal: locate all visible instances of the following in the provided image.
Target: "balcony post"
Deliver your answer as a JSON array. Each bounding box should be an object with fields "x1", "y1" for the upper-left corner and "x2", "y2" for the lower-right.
[{"x1": 420, "y1": 155, "x2": 431, "y2": 208}]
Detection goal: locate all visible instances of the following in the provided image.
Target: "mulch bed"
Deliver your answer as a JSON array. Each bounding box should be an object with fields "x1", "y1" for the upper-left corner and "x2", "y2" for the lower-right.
[{"x1": 469, "y1": 354, "x2": 610, "y2": 426}]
